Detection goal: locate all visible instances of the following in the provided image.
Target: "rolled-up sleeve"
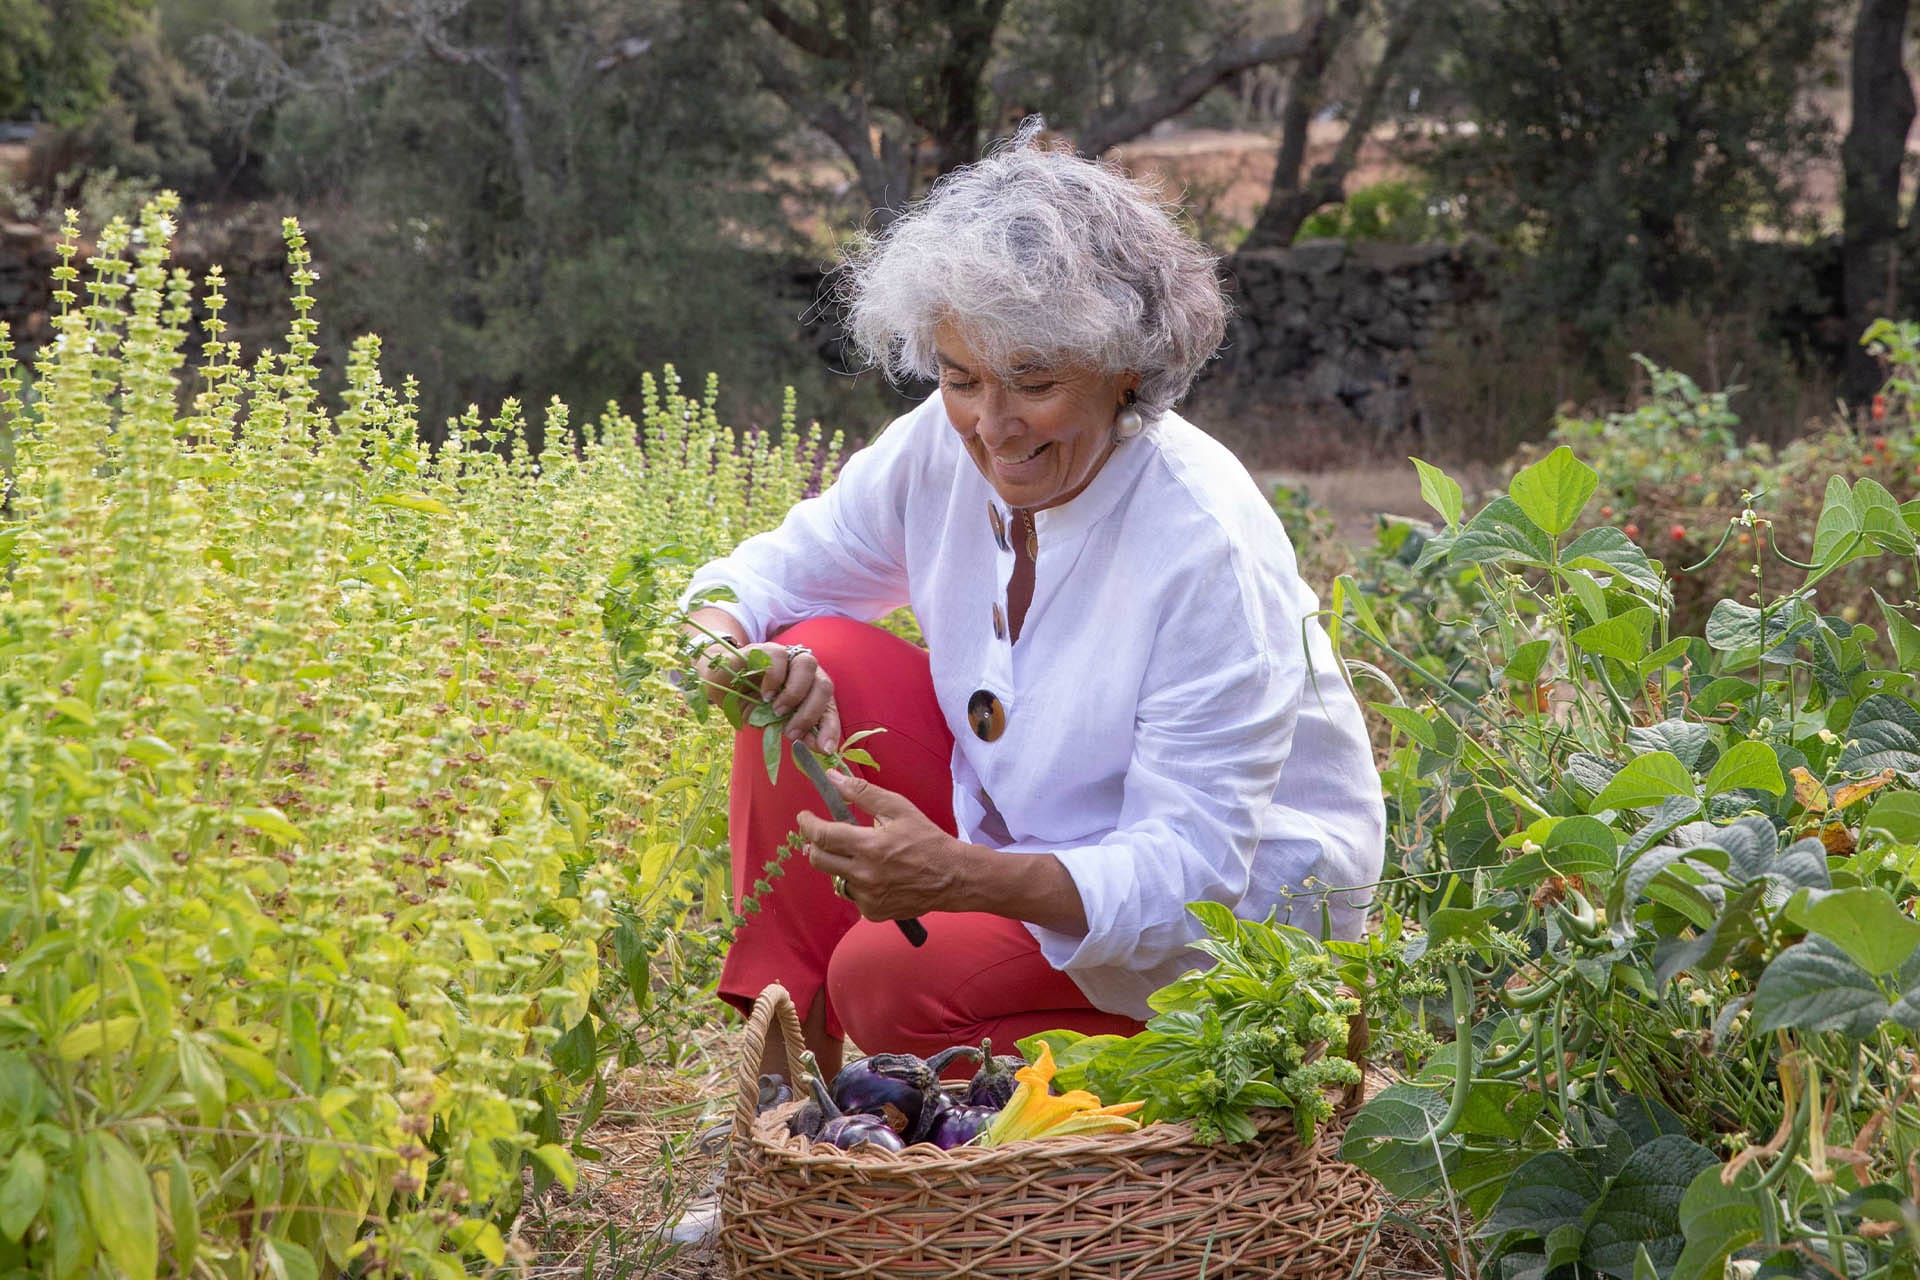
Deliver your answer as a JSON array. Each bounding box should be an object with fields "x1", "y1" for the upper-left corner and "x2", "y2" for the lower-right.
[
  {"x1": 678, "y1": 409, "x2": 923, "y2": 641},
  {"x1": 1036, "y1": 633, "x2": 1304, "y2": 977}
]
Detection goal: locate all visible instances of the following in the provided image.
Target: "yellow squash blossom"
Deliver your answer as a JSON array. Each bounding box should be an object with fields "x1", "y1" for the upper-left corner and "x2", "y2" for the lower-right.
[{"x1": 977, "y1": 1042, "x2": 1146, "y2": 1146}]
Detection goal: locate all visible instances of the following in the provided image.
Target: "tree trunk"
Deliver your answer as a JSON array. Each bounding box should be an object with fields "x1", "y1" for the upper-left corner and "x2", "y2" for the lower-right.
[
  {"x1": 1842, "y1": 0, "x2": 1914, "y2": 405},
  {"x1": 1237, "y1": 0, "x2": 1335, "y2": 253},
  {"x1": 924, "y1": 0, "x2": 1007, "y2": 179},
  {"x1": 1235, "y1": 0, "x2": 1424, "y2": 254}
]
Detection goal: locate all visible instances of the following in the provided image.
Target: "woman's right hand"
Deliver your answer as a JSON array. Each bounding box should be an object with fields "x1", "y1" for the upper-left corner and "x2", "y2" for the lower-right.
[{"x1": 697, "y1": 639, "x2": 842, "y2": 754}]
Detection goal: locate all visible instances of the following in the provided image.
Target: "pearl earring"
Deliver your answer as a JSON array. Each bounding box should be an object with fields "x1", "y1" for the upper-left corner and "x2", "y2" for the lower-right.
[{"x1": 1113, "y1": 394, "x2": 1144, "y2": 441}]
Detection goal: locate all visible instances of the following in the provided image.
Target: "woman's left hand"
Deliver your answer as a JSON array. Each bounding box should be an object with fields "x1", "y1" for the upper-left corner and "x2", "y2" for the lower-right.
[{"x1": 798, "y1": 770, "x2": 965, "y2": 921}]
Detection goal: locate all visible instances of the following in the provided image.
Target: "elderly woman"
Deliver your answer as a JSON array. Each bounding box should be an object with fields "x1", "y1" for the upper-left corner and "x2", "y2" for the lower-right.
[{"x1": 678, "y1": 131, "x2": 1384, "y2": 1081}]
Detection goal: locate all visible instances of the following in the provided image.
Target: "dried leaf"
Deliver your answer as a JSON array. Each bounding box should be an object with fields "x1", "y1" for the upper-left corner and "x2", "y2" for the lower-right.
[
  {"x1": 1832, "y1": 768, "x2": 1900, "y2": 810},
  {"x1": 1819, "y1": 822, "x2": 1857, "y2": 856},
  {"x1": 1790, "y1": 766, "x2": 1827, "y2": 814}
]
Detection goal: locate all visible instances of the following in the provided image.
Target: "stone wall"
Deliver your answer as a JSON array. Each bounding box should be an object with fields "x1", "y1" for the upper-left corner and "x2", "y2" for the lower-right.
[
  {"x1": 0, "y1": 221, "x2": 56, "y2": 347},
  {"x1": 3, "y1": 216, "x2": 1497, "y2": 444},
  {"x1": 1193, "y1": 237, "x2": 1498, "y2": 447}
]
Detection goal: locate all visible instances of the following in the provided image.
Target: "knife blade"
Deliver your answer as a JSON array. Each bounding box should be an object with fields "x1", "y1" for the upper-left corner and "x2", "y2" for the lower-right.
[{"x1": 791, "y1": 740, "x2": 928, "y2": 947}]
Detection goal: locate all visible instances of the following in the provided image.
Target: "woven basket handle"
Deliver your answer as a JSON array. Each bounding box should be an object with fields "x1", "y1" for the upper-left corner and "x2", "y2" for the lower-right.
[{"x1": 733, "y1": 983, "x2": 812, "y2": 1139}]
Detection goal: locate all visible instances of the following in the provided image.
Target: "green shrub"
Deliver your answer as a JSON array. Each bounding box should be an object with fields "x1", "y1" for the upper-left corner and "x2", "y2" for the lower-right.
[
  {"x1": 0, "y1": 198, "x2": 827, "y2": 1277},
  {"x1": 1296, "y1": 179, "x2": 1462, "y2": 245},
  {"x1": 1517, "y1": 352, "x2": 1920, "y2": 634},
  {"x1": 1333, "y1": 438, "x2": 1920, "y2": 1277}
]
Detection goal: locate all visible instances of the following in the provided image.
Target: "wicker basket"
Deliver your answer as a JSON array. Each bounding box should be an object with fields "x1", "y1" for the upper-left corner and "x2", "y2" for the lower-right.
[{"x1": 718, "y1": 984, "x2": 1384, "y2": 1280}]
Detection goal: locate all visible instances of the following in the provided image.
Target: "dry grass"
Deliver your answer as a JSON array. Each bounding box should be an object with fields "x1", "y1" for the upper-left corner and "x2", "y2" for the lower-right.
[
  {"x1": 1254, "y1": 456, "x2": 1502, "y2": 550},
  {"x1": 516, "y1": 1028, "x2": 742, "y2": 1280}
]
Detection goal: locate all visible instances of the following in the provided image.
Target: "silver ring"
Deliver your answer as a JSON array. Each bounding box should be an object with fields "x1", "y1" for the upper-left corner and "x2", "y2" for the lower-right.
[
  {"x1": 785, "y1": 643, "x2": 812, "y2": 662},
  {"x1": 832, "y1": 874, "x2": 850, "y2": 900}
]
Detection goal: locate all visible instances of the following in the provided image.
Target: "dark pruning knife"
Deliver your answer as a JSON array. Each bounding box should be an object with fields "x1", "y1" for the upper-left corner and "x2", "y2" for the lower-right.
[{"x1": 791, "y1": 740, "x2": 928, "y2": 947}]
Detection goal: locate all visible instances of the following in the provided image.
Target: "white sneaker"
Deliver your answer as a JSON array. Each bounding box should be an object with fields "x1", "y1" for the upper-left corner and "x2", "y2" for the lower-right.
[{"x1": 664, "y1": 1194, "x2": 721, "y2": 1246}]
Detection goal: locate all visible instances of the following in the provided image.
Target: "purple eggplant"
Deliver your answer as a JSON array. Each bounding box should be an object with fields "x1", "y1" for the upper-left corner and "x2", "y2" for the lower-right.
[
  {"x1": 963, "y1": 1038, "x2": 1026, "y2": 1110},
  {"x1": 817, "y1": 1114, "x2": 907, "y2": 1153},
  {"x1": 925, "y1": 1104, "x2": 998, "y2": 1150},
  {"x1": 756, "y1": 1073, "x2": 794, "y2": 1114},
  {"x1": 830, "y1": 1052, "x2": 941, "y2": 1139},
  {"x1": 927, "y1": 1044, "x2": 983, "y2": 1077},
  {"x1": 785, "y1": 1051, "x2": 839, "y2": 1140}
]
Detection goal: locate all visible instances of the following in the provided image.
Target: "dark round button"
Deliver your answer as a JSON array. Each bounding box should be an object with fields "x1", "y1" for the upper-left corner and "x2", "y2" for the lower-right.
[
  {"x1": 966, "y1": 689, "x2": 1006, "y2": 742},
  {"x1": 991, "y1": 603, "x2": 1005, "y2": 639},
  {"x1": 988, "y1": 503, "x2": 1009, "y2": 552}
]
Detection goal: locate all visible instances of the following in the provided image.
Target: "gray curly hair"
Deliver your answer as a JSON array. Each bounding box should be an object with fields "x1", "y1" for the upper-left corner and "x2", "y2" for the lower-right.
[{"x1": 839, "y1": 122, "x2": 1229, "y2": 422}]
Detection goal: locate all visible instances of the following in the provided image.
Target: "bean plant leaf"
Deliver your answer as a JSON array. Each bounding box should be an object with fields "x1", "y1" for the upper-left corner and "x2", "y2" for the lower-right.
[
  {"x1": 1567, "y1": 753, "x2": 1622, "y2": 796},
  {"x1": 1572, "y1": 608, "x2": 1656, "y2": 666},
  {"x1": 1494, "y1": 816, "x2": 1618, "y2": 888},
  {"x1": 81, "y1": 1131, "x2": 157, "y2": 1280},
  {"x1": 1565, "y1": 567, "x2": 1610, "y2": 626},
  {"x1": 1812, "y1": 475, "x2": 1870, "y2": 570},
  {"x1": 1769, "y1": 836, "x2": 1833, "y2": 895},
  {"x1": 1504, "y1": 638, "x2": 1553, "y2": 689},
  {"x1": 1578, "y1": 1134, "x2": 1718, "y2": 1279},
  {"x1": 1702, "y1": 740, "x2": 1785, "y2": 798},
  {"x1": 1856, "y1": 476, "x2": 1917, "y2": 554},
  {"x1": 1786, "y1": 887, "x2": 1920, "y2": 977},
  {"x1": 1840, "y1": 695, "x2": 1920, "y2": 777},
  {"x1": 1562, "y1": 527, "x2": 1662, "y2": 593},
  {"x1": 1450, "y1": 496, "x2": 1554, "y2": 567},
  {"x1": 1752, "y1": 936, "x2": 1889, "y2": 1038},
  {"x1": 1421, "y1": 904, "x2": 1506, "y2": 951},
  {"x1": 1875, "y1": 592, "x2": 1920, "y2": 671},
  {"x1": 1864, "y1": 792, "x2": 1920, "y2": 844},
  {"x1": 1411, "y1": 457, "x2": 1464, "y2": 530},
  {"x1": 1702, "y1": 598, "x2": 1797, "y2": 654},
  {"x1": 1509, "y1": 446, "x2": 1596, "y2": 538},
  {"x1": 1626, "y1": 721, "x2": 1715, "y2": 772},
  {"x1": 1622, "y1": 796, "x2": 1706, "y2": 858},
  {"x1": 1612, "y1": 843, "x2": 1716, "y2": 937},
  {"x1": 1481, "y1": 1150, "x2": 1600, "y2": 1239},
  {"x1": 1590, "y1": 752, "x2": 1694, "y2": 812},
  {"x1": 1342, "y1": 1082, "x2": 1531, "y2": 1214},
  {"x1": 1670, "y1": 1164, "x2": 1764, "y2": 1280},
  {"x1": 1659, "y1": 817, "x2": 1781, "y2": 888}
]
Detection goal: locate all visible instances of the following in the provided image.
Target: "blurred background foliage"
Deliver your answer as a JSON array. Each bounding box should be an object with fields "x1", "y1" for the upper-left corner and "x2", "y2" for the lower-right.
[{"x1": 0, "y1": 0, "x2": 1915, "y2": 454}]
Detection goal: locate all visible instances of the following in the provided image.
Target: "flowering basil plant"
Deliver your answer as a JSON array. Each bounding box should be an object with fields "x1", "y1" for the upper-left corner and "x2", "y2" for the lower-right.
[{"x1": 0, "y1": 201, "x2": 828, "y2": 1277}]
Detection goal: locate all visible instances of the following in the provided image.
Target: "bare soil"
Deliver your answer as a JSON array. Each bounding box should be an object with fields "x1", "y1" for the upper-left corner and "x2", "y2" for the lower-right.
[{"x1": 1109, "y1": 122, "x2": 1413, "y2": 239}]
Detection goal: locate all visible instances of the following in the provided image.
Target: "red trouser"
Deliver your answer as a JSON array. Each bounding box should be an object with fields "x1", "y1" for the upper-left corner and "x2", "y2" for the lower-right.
[{"x1": 716, "y1": 616, "x2": 1146, "y2": 1059}]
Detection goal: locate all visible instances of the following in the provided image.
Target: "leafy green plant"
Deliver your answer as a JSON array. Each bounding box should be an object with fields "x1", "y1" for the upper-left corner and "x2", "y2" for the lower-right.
[
  {"x1": 0, "y1": 200, "x2": 822, "y2": 1277},
  {"x1": 1332, "y1": 428, "x2": 1920, "y2": 1277},
  {"x1": 1022, "y1": 905, "x2": 1362, "y2": 1145},
  {"x1": 1521, "y1": 352, "x2": 1919, "y2": 635},
  {"x1": 1297, "y1": 179, "x2": 1463, "y2": 245}
]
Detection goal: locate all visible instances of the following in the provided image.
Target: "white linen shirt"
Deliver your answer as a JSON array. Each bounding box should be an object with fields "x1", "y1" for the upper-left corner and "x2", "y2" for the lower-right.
[{"x1": 681, "y1": 393, "x2": 1385, "y2": 1017}]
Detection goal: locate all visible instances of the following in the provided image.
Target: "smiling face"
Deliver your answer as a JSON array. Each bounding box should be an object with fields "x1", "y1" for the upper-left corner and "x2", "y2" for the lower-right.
[{"x1": 934, "y1": 320, "x2": 1137, "y2": 511}]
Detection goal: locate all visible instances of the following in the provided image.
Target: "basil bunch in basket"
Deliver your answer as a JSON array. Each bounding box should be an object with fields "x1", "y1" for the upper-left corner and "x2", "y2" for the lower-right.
[{"x1": 1021, "y1": 903, "x2": 1363, "y2": 1145}]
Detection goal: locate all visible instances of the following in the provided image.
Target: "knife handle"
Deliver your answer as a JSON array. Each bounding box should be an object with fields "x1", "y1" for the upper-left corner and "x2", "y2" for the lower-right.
[{"x1": 895, "y1": 917, "x2": 928, "y2": 947}]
